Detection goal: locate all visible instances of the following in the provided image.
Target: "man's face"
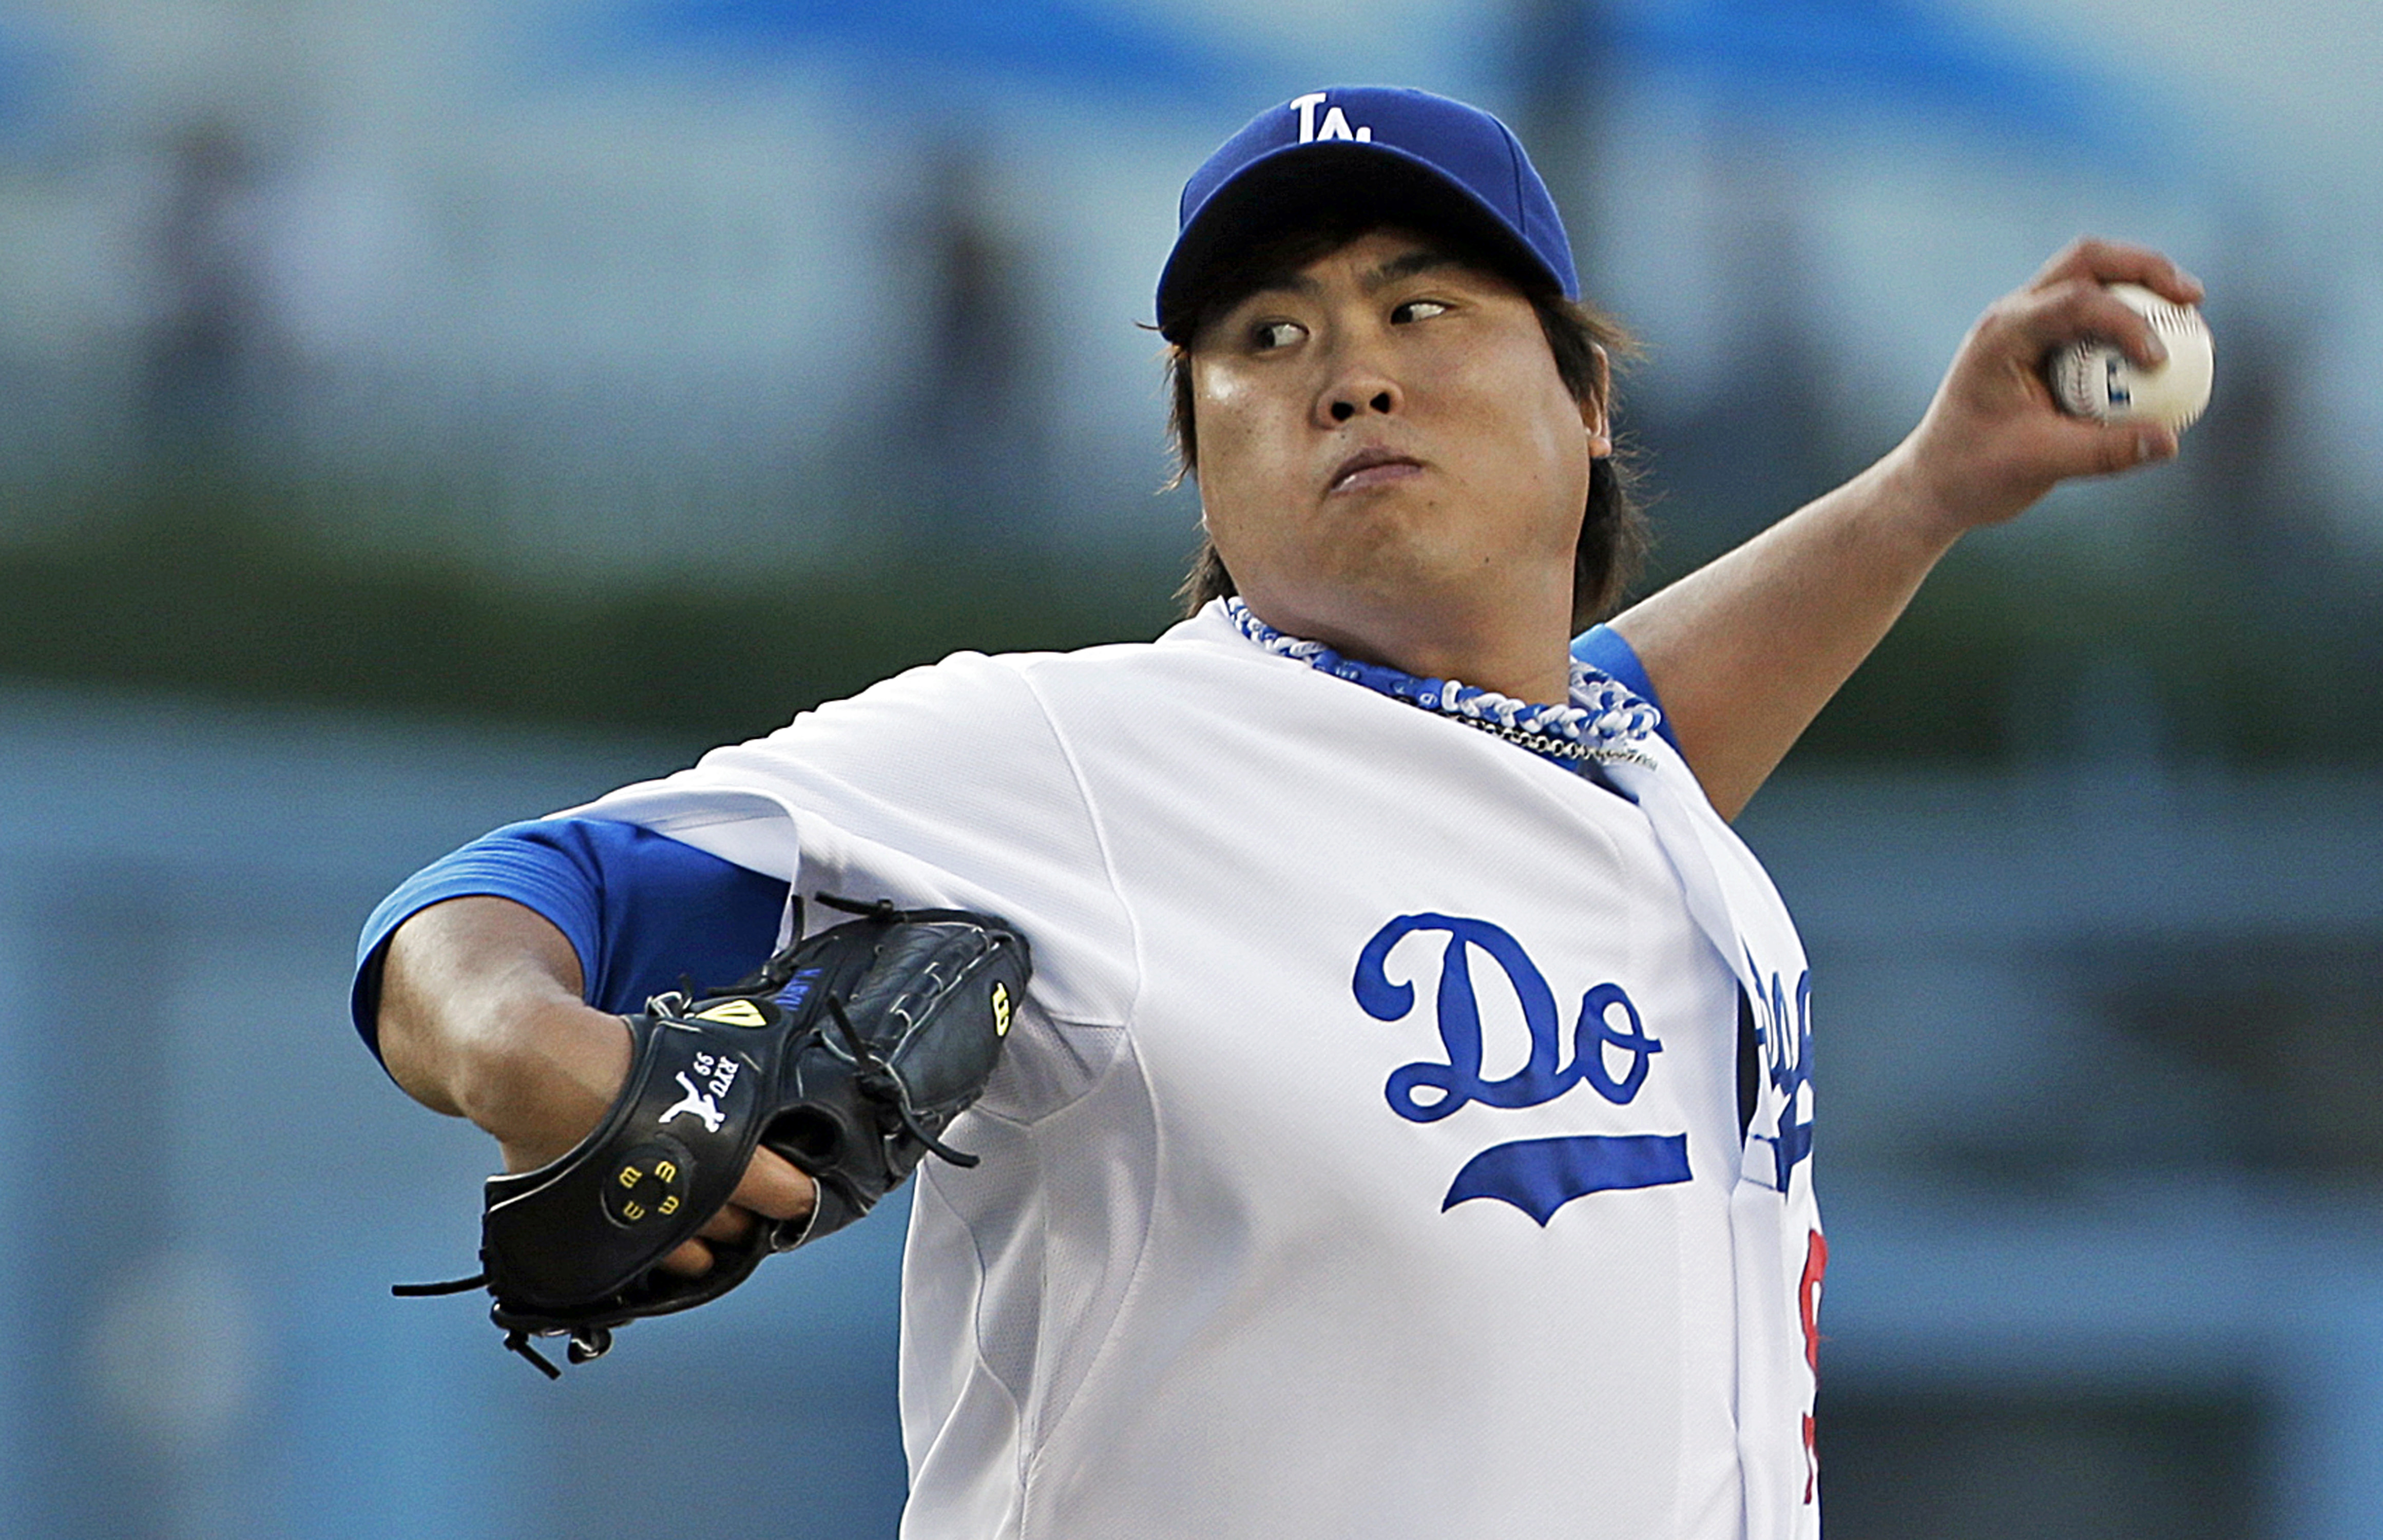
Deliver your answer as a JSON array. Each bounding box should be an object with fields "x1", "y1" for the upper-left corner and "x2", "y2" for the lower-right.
[{"x1": 1187, "y1": 227, "x2": 1609, "y2": 669}]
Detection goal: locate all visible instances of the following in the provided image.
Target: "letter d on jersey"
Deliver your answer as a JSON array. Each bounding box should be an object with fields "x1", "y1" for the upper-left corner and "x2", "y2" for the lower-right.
[{"x1": 1353, "y1": 913, "x2": 1666, "y2": 1122}]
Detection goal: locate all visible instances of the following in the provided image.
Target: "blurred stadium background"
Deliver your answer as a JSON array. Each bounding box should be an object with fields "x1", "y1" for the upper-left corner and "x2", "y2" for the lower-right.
[{"x1": 3, "y1": 0, "x2": 2380, "y2": 1535}]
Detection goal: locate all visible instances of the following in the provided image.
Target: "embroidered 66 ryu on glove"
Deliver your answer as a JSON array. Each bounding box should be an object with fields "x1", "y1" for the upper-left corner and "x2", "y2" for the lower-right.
[{"x1": 397, "y1": 897, "x2": 1030, "y2": 1377}]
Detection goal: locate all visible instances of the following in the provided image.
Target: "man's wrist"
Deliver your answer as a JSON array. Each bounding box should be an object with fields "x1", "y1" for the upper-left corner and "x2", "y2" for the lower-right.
[
  {"x1": 1868, "y1": 436, "x2": 1989, "y2": 557},
  {"x1": 453, "y1": 999, "x2": 633, "y2": 1173}
]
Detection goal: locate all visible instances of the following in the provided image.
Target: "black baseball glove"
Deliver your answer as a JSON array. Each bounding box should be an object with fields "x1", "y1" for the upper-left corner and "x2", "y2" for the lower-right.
[{"x1": 396, "y1": 895, "x2": 1029, "y2": 1377}]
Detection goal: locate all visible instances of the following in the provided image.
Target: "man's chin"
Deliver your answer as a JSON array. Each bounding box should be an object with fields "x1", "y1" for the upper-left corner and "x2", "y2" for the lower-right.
[{"x1": 1256, "y1": 568, "x2": 1510, "y2": 661}]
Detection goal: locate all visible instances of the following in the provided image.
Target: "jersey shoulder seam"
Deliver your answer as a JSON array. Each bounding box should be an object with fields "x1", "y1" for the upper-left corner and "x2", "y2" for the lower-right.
[
  {"x1": 1005, "y1": 658, "x2": 1149, "y2": 1038},
  {"x1": 1014, "y1": 1031, "x2": 1165, "y2": 1510}
]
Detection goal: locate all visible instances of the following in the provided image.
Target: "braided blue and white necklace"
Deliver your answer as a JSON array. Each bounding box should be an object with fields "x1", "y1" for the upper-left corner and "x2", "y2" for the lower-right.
[{"x1": 1223, "y1": 598, "x2": 1661, "y2": 769}]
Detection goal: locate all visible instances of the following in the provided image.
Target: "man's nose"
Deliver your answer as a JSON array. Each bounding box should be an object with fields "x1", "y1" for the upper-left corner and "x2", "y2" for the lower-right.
[
  {"x1": 1317, "y1": 354, "x2": 1402, "y2": 427},
  {"x1": 1328, "y1": 390, "x2": 1395, "y2": 423}
]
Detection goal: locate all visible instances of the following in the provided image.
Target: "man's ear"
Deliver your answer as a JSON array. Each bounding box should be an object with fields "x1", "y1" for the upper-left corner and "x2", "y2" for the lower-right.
[{"x1": 1580, "y1": 342, "x2": 1613, "y2": 459}]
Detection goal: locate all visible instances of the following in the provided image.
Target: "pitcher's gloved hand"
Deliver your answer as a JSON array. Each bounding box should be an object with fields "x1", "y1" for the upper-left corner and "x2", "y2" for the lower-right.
[{"x1": 395, "y1": 896, "x2": 1029, "y2": 1377}]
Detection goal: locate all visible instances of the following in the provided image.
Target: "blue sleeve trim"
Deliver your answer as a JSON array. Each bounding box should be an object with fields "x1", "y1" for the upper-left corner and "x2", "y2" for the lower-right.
[
  {"x1": 350, "y1": 818, "x2": 788, "y2": 1061},
  {"x1": 1571, "y1": 623, "x2": 1682, "y2": 756}
]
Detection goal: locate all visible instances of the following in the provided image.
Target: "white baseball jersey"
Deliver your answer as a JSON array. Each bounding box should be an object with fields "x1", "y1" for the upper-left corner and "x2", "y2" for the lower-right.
[{"x1": 569, "y1": 601, "x2": 1823, "y2": 1540}]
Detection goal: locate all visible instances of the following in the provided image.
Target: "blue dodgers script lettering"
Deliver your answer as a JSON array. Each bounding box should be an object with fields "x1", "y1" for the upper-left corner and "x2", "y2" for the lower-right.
[
  {"x1": 1443, "y1": 1134, "x2": 1690, "y2": 1225},
  {"x1": 1353, "y1": 914, "x2": 1663, "y2": 1122},
  {"x1": 1746, "y1": 951, "x2": 1816, "y2": 1191},
  {"x1": 1353, "y1": 914, "x2": 1690, "y2": 1221}
]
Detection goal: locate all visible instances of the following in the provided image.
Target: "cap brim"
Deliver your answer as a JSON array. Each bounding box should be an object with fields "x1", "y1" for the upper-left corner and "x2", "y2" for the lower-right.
[{"x1": 1156, "y1": 141, "x2": 1565, "y2": 344}]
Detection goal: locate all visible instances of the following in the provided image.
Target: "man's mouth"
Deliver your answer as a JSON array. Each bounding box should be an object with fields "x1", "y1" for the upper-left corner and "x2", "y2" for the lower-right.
[{"x1": 1327, "y1": 447, "x2": 1424, "y2": 496}]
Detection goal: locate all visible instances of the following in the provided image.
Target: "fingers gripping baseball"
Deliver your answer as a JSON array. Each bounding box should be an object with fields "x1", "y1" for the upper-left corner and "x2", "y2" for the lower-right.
[
  {"x1": 2011, "y1": 278, "x2": 2171, "y2": 370},
  {"x1": 2030, "y1": 236, "x2": 2203, "y2": 311},
  {"x1": 1897, "y1": 237, "x2": 2201, "y2": 532}
]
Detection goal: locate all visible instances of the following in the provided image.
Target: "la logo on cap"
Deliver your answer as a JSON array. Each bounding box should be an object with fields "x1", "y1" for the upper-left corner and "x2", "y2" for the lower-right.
[{"x1": 1290, "y1": 91, "x2": 1373, "y2": 144}]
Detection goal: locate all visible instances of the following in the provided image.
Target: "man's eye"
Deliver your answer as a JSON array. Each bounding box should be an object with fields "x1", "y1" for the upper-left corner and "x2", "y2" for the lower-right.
[
  {"x1": 1250, "y1": 320, "x2": 1305, "y2": 350},
  {"x1": 1392, "y1": 299, "x2": 1450, "y2": 323}
]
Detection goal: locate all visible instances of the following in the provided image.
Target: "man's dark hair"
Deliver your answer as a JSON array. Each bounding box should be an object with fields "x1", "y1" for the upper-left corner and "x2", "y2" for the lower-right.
[{"x1": 1161, "y1": 208, "x2": 1649, "y2": 634}]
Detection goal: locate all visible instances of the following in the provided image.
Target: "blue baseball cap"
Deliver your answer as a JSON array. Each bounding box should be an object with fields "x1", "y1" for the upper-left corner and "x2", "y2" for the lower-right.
[{"x1": 1155, "y1": 86, "x2": 1579, "y2": 344}]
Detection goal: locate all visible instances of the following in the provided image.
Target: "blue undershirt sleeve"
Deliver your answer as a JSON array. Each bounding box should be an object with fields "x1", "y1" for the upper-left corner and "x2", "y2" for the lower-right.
[
  {"x1": 1571, "y1": 623, "x2": 1683, "y2": 756},
  {"x1": 350, "y1": 817, "x2": 788, "y2": 1061}
]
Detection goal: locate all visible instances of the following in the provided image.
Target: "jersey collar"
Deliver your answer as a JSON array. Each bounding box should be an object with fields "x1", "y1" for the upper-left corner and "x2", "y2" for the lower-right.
[{"x1": 1221, "y1": 598, "x2": 1661, "y2": 771}]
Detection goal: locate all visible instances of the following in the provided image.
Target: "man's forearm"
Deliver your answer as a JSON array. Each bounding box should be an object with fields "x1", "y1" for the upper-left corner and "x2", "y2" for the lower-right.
[
  {"x1": 1610, "y1": 240, "x2": 2199, "y2": 819},
  {"x1": 377, "y1": 895, "x2": 631, "y2": 1172},
  {"x1": 1610, "y1": 447, "x2": 1962, "y2": 821},
  {"x1": 379, "y1": 892, "x2": 818, "y2": 1270}
]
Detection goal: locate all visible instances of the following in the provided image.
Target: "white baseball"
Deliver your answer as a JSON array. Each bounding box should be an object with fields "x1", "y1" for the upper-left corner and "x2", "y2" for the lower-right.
[{"x1": 2049, "y1": 281, "x2": 2214, "y2": 432}]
